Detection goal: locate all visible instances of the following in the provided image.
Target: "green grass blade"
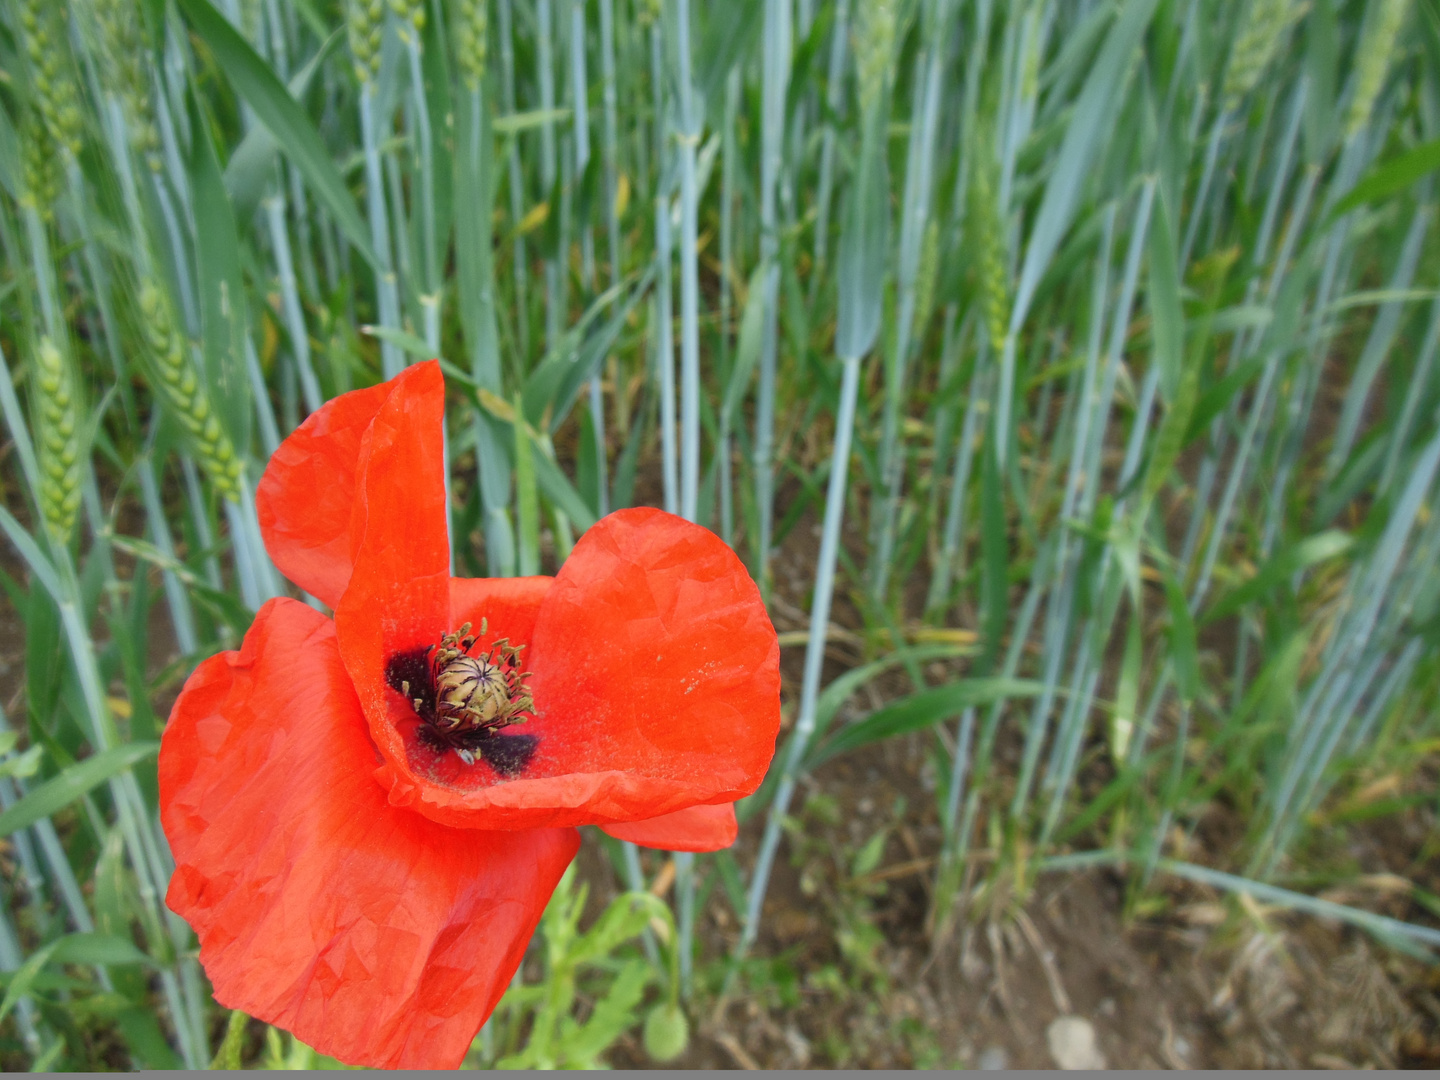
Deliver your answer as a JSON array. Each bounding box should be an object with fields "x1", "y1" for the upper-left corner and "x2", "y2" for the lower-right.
[
  {"x1": 807, "y1": 679, "x2": 1042, "y2": 770},
  {"x1": 1328, "y1": 135, "x2": 1440, "y2": 220},
  {"x1": 0, "y1": 744, "x2": 160, "y2": 841},
  {"x1": 223, "y1": 29, "x2": 344, "y2": 219},
  {"x1": 176, "y1": 0, "x2": 377, "y2": 267}
]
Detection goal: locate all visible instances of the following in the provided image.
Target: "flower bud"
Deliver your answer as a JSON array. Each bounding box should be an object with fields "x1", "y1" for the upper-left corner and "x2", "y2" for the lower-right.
[{"x1": 643, "y1": 1003, "x2": 689, "y2": 1063}]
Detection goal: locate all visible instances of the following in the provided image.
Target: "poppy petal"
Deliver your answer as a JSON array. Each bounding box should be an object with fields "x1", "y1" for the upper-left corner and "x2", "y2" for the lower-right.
[
  {"x1": 521, "y1": 507, "x2": 780, "y2": 820},
  {"x1": 160, "y1": 598, "x2": 579, "y2": 1070},
  {"x1": 601, "y1": 803, "x2": 738, "y2": 852},
  {"x1": 255, "y1": 379, "x2": 394, "y2": 608},
  {"x1": 359, "y1": 506, "x2": 781, "y2": 831},
  {"x1": 339, "y1": 361, "x2": 450, "y2": 590},
  {"x1": 331, "y1": 362, "x2": 459, "y2": 810},
  {"x1": 448, "y1": 575, "x2": 553, "y2": 641}
]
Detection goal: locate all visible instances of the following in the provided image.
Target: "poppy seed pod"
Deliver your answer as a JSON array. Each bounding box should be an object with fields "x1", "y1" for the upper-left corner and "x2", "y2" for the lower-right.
[{"x1": 436, "y1": 654, "x2": 508, "y2": 725}]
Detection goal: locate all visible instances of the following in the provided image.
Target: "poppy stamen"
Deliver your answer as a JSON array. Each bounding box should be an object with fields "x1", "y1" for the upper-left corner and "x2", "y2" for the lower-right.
[{"x1": 386, "y1": 622, "x2": 539, "y2": 774}]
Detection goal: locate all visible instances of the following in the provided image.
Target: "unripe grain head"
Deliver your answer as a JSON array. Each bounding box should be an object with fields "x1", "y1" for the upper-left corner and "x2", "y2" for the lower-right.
[
  {"x1": 455, "y1": 0, "x2": 489, "y2": 90},
  {"x1": 854, "y1": 0, "x2": 898, "y2": 116},
  {"x1": 32, "y1": 337, "x2": 83, "y2": 545},
  {"x1": 139, "y1": 282, "x2": 244, "y2": 502},
  {"x1": 1222, "y1": 0, "x2": 1305, "y2": 113},
  {"x1": 346, "y1": 0, "x2": 386, "y2": 82},
  {"x1": 16, "y1": 0, "x2": 84, "y2": 213},
  {"x1": 78, "y1": 0, "x2": 162, "y2": 169},
  {"x1": 1347, "y1": 0, "x2": 1409, "y2": 138}
]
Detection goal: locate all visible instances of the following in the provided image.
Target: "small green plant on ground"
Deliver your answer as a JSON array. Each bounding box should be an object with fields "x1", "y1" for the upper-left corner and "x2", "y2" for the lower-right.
[{"x1": 473, "y1": 864, "x2": 682, "y2": 1069}]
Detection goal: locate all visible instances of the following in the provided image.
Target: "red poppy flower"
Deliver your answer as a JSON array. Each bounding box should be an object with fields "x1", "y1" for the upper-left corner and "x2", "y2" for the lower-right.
[{"x1": 159, "y1": 361, "x2": 779, "y2": 1068}]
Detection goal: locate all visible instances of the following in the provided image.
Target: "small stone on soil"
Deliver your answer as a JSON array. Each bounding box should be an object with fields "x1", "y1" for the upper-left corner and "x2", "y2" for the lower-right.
[
  {"x1": 975, "y1": 1046, "x2": 1009, "y2": 1070},
  {"x1": 1047, "y1": 1016, "x2": 1107, "y2": 1070}
]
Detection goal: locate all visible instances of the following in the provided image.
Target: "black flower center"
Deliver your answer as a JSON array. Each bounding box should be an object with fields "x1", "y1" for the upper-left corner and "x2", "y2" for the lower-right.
[{"x1": 384, "y1": 620, "x2": 539, "y2": 776}]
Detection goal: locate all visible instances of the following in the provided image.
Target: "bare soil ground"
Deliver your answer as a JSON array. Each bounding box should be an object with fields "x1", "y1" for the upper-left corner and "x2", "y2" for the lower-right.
[
  {"x1": 581, "y1": 664, "x2": 1440, "y2": 1070},
  {"x1": 596, "y1": 754, "x2": 1440, "y2": 1069},
  {"x1": 600, "y1": 474, "x2": 1440, "y2": 1070}
]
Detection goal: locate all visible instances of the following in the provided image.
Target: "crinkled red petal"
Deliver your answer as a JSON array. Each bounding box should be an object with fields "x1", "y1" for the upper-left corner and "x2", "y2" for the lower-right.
[
  {"x1": 519, "y1": 508, "x2": 779, "y2": 823},
  {"x1": 337, "y1": 362, "x2": 450, "y2": 590},
  {"x1": 359, "y1": 505, "x2": 780, "y2": 831},
  {"x1": 160, "y1": 598, "x2": 578, "y2": 1069},
  {"x1": 255, "y1": 379, "x2": 394, "y2": 608},
  {"x1": 449, "y1": 575, "x2": 553, "y2": 642},
  {"x1": 331, "y1": 363, "x2": 456, "y2": 806},
  {"x1": 601, "y1": 803, "x2": 738, "y2": 852}
]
